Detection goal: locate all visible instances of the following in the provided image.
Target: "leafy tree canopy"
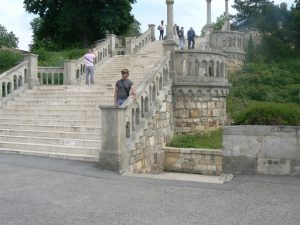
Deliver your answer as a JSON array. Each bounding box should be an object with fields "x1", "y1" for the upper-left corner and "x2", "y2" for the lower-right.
[
  {"x1": 0, "y1": 24, "x2": 19, "y2": 48},
  {"x1": 232, "y1": 0, "x2": 300, "y2": 60},
  {"x1": 24, "y1": 0, "x2": 137, "y2": 50}
]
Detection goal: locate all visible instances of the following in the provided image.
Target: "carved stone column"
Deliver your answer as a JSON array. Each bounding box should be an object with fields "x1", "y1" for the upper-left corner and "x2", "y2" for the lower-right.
[
  {"x1": 223, "y1": 0, "x2": 230, "y2": 31},
  {"x1": 206, "y1": 0, "x2": 212, "y2": 26},
  {"x1": 163, "y1": 0, "x2": 177, "y2": 82},
  {"x1": 166, "y1": 0, "x2": 175, "y2": 40}
]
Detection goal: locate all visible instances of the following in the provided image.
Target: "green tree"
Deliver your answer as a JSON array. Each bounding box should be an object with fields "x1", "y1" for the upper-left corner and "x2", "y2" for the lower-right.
[
  {"x1": 0, "y1": 24, "x2": 19, "y2": 48},
  {"x1": 232, "y1": 0, "x2": 271, "y2": 29},
  {"x1": 24, "y1": 0, "x2": 138, "y2": 50},
  {"x1": 213, "y1": 15, "x2": 225, "y2": 31},
  {"x1": 232, "y1": 0, "x2": 300, "y2": 61}
]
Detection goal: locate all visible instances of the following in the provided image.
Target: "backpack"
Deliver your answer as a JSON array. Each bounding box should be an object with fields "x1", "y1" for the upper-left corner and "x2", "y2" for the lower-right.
[{"x1": 157, "y1": 25, "x2": 161, "y2": 30}]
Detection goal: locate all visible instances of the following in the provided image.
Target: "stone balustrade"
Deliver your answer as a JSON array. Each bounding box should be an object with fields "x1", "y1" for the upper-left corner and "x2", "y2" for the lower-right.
[
  {"x1": 175, "y1": 50, "x2": 227, "y2": 81},
  {"x1": 0, "y1": 61, "x2": 28, "y2": 104},
  {"x1": 37, "y1": 67, "x2": 64, "y2": 85},
  {"x1": 0, "y1": 54, "x2": 39, "y2": 105},
  {"x1": 125, "y1": 29, "x2": 152, "y2": 55},
  {"x1": 100, "y1": 52, "x2": 173, "y2": 173}
]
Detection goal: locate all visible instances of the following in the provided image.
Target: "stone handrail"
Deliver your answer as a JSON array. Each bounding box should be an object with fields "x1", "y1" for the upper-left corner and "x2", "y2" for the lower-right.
[
  {"x1": 100, "y1": 52, "x2": 172, "y2": 173},
  {"x1": 0, "y1": 60, "x2": 29, "y2": 105},
  {"x1": 125, "y1": 29, "x2": 152, "y2": 55},
  {"x1": 37, "y1": 66, "x2": 64, "y2": 85}
]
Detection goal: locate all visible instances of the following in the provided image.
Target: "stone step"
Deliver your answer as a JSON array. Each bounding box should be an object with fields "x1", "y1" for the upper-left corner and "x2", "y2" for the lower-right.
[
  {"x1": 0, "y1": 109, "x2": 102, "y2": 116},
  {"x1": 0, "y1": 114, "x2": 101, "y2": 121},
  {"x1": 0, "y1": 129, "x2": 101, "y2": 140},
  {"x1": 6, "y1": 101, "x2": 111, "y2": 107},
  {"x1": 13, "y1": 96, "x2": 113, "y2": 102},
  {"x1": 3, "y1": 105, "x2": 100, "y2": 110},
  {"x1": 0, "y1": 141, "x2": 100, "y2": 155},
  {"x1": 0, "y1": 123, "x2": 101, "y2": 133},
  {"x1": 0, "y1": 118, "x2": 100, "y2": 126},
  {"x1": 0, "y1": 135, "x2": 101, "y2": 148},
  {"x1": 0, "y1": 148, "x2": 99, "y2": 162}
]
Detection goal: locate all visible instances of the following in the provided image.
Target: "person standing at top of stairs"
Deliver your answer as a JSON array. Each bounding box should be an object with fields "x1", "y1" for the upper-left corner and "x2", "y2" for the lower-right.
[{"x1": 84, "y1": 49, "x2": 96, "y2": 85}]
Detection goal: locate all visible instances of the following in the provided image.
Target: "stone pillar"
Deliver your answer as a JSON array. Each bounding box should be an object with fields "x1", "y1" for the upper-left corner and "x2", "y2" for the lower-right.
[
  {"x1": 23, "y1": 54, "x2": 39, "y2": 89},
  {"x1": 106, "y1": 34, "x2": 116, "y2": 57},
  {"x1": 166, "y1": 0, "x2": 175, "y2": 40},
  {"x1": 63, "y1": 60, "x2": 76, "y2": 85},
  {"x1": 225, "y1": 0, "x2": 229, "y2": 18},
  {"x1": 125, "y1": 37, "x2": 136, "y2": 55},
  {"x1": 223, "y1": 0, "x2": 230, "y2": 31},
  {"x1": 163, "y1": 0, "x2": 177, "y2": 82},
  {"x1": 99, "y1": 106, "x2": 127, "y2": 172},
  {"x1": 206, "y1": 0, "x2": 212, "y2": 25},
  {"x1": 148, "y1": 24, "x2": 156, "y2": 41}
]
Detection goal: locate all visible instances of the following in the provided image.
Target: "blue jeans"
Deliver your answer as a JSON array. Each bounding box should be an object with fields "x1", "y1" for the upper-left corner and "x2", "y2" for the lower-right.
[
  {"x1": 85, "y1": 66, "x2": 94, "y2": 85},
  {"x1": 117, "y1": 98, "x2": 126, "y2": 106}
]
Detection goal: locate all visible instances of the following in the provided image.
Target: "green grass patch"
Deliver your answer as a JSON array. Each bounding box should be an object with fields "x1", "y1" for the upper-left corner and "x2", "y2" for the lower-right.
[{"x1": 167, "y1": 128, "x2": 223, "y2": 149}]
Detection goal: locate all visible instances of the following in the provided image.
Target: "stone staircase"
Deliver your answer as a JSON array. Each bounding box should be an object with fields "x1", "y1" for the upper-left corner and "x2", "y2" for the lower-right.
[{"x1": 0, "y1": 41, "x2": 164, "y2": 162}]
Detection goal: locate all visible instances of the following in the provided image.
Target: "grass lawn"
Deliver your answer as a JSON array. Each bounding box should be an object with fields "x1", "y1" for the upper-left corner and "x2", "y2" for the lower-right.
[{"x1": 167, "y1": 128, "x2": 222, "y2": 149}]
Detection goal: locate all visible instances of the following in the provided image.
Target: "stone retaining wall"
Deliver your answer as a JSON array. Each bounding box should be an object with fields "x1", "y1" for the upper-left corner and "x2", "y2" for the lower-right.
[
  {"x1": 163, "y1": 147, "x2": 222, "y2": 175},
  {"x1": 223, "y1": 126, "x2": 300, "y2": 176}
]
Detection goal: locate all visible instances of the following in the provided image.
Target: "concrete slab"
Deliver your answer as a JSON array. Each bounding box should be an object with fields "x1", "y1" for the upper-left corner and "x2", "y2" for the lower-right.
[{"x1": 124, "y1": 172, "x2": 233, "y2": 184}]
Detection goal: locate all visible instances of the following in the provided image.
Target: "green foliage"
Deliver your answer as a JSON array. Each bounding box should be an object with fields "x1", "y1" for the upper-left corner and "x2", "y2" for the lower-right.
[
  {"x1": 24, "y1": 0, "x2": 138, "y2": 50},
  {"x1": 232, "y1": 0, "x2": 300, "y2": 60},
  {"x1": 213, "y1": 15, "x2": 225, "y2": 31},
  {"x1": 234, "y1": 102, "x2": 300, "y2": 125},
  {"x1": 227, "y1": 57, "x2": 300, "y2": 126},
  {"x1": 32, "y1": 48, "x2": 86, "y2": 66},
  {"x1": 228, "y1": 58, "x2": 300, "y2": 105},
  {"x1": 167, "y1": 129, "x2": 223, "y2": 149},
  {"x1": 0, "y1": 50, "x2": 23, "y2": 73},
  {"x1": 0, "y1": 24, "x2": 19, "y2": 48}
]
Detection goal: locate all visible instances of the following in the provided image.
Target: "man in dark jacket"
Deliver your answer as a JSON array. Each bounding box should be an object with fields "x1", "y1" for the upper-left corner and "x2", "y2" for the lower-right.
[{"x1": 187, "y1": 27, "x2": 196, "y2": 50}]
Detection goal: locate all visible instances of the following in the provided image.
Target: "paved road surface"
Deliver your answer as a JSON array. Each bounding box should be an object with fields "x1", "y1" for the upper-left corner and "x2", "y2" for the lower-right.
[{"x1": 0, "y1": 153, "x2": 299, "y2": 225}]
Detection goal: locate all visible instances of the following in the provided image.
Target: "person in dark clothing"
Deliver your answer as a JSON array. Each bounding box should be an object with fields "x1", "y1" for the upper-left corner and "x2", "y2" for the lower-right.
[
  {"x1": 178, "y1": 27, "x2": 185, "y2": 50},
  {"x1": 114, "y1": 68, "x2": 136, "y2": 106},
  {"x1": 187, "y1": 27, "x2": 196, "y2": 50}
]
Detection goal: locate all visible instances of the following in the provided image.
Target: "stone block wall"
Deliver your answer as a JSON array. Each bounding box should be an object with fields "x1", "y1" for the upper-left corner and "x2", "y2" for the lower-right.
[
  {"x1": 129, "y1": 97, "x2": 174, "y2": 174},
  {"x1": 173, "y1": 88, "x2": 227, "y2": 134},
  {"x1": 163, "y1": 147, "x2": 222, "y2": 175},
  {"x1": 223, "y1": 126, "x2": 300, "y2": 176}
]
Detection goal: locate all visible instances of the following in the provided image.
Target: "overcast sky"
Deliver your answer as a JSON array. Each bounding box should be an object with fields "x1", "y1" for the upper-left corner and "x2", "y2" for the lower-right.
[{"x1": 0, "y1": 0, "x2": 295, "y2": 51}]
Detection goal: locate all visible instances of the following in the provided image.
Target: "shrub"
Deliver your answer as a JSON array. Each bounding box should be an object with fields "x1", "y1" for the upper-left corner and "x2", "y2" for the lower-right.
[
  {"x1": 234, "y1": 102, "x2": 300, "y2": 125},
  {"x1": 0, "y1": 50, "x2": 23, "y2": 73}
]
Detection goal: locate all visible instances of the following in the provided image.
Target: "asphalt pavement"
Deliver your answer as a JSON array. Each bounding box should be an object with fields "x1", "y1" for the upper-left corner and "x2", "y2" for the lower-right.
[{"x1": 0, "y1": 153, "x2": 299, "y2": 225}]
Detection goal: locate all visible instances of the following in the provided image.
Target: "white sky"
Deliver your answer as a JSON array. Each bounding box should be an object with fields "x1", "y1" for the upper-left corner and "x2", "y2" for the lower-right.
[{"x1": 0, "y1": 0, "x2": 295, "y2": 51}]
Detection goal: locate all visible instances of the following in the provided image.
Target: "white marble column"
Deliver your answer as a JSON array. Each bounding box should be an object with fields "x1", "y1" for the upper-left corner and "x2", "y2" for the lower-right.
[
  {"x1": 225, "y1": 0, "x2": 229, "y2": 18},
  {"x1": 166, "y1": 0, "x2": 175, "y2": 40},
  {"x1": 206, "y1": 0, "x2": 212, "y2": 25},
  {"x1": 223, "y1": 0, "x2": 230, "y2": 31}
]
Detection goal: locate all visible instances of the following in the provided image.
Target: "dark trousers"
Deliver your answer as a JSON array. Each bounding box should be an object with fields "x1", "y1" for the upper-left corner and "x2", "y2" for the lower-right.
[
  {"x1": 159, "y1": 30, "x2": 164, "y2": 40},
  {"x1": 188, "y1": 39, "x2": 195, "y2": 49}
]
